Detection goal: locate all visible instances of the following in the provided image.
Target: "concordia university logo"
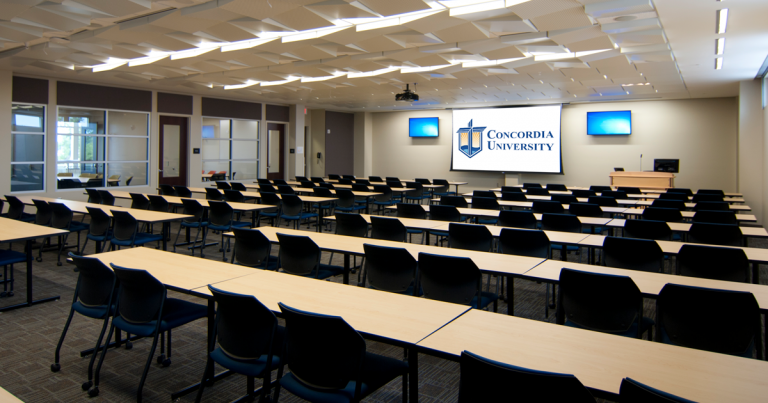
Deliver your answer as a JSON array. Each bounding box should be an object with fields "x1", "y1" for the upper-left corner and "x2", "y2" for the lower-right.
[{"x1": 457, "y1": 120, "x2": 486, "y2": 158}]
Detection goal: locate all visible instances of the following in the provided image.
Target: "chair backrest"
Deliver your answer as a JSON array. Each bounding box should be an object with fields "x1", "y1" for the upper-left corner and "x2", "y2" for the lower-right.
[
  {"x1": 231, "y1": 182, "x2": 248, "y2": 192},
  {"x1": 86, "y1": 207, "x2": 111, "y2": 236},
  {"x1": 355, "y1": 179, "x2": 370, "y2": 185},
  {"x1": 601, "y1": 190, "x2": 627, "y2": 199},
  {"x1": 458, "y1": 351, "x2": 596, "y2": 403},
  {"x1": 546, "y1": 184, "x2": 567, "y2": 191},
  {"x1": 602, "y1": 236, "x2": 663, "y2": 272},
  {"x1": 440, "y1": 195, "x2": 469, "y2": 208},
  {"x1": 338, "y1": 178, "x2": 353, "y2": 185},
  {"x1": 551, "y1": 195, "x2": 578, "y2": 204},
  {"x1": 541, "y1": 213, "x2": 581, "y2": 233},
  {"x1": 110, "y1": 210, "x2": 138, "y2": 243},
  {"x1": 277, "y1": 184, "x2": 295, "y2": 195},
  {"x1": 5, "y1": 195, "x2": 27, "y2": 220},
  {"x1": 619, "y1": 378, "x2": 696, "y2": 403},
  {"x1": 471, "y1": 197, "x2": 499, "y2": 210},
  {"x1": 696, "y1": 189, "x2": 725, "y2": 196},
  {"x1": 69, "y1": 253, "x2": 117, "y2": 308},
  {"x1": 651, "y1": 199, "x2": 685, "y2": 210},
  {"x1": 209, "y1": 285, "x2": 278, "y2": 361},
  {"x1": 174, "y1": 186, "x2": 193, "y2": 197},
  {"x1": 231, "y1": 228, "x2": 272, "y2": 268},
  {"x1": 677, "y1": 244, "x2": 749, "y2": 282},
  {"x1": 208, "y1": 201, "x2": 234, "y2": 227},
  {"x1": 86, "y1": 188, "x2": 102, "y2": 204},
  {"x1": 334, "y1": 212, "x2": 369, "y2": 238},
  {"x1": 274, "y1": 179, "x2": 287, "y2": 186},
  {"x1": 500, "y1": 186, "x2": 522, "y2": 193},
  {"x1": 260, "y1": 192, "x2": 282, "y2": 209},
  {"x1": 129, "y1": 193, "x2": 150, "y2": 210},
  {"x1": 32, "y1": 199, "x2": 52, "y2": 226},
  {"x1": 278, "y1": 303, "x2": 366, "y2": 395},
  {"x1": 385, "y1": 176, "x2": 399, "y2": 182},
  {"x1": 418, "y1": 253, "x2": 482, "y2": 308},
  {"x1": 497, "y1": 210, "x2": 537, "y2": 229},
  {"x1": 415, "y1": 178, "x2": 431, "y2": 184},
  {"x1": 257, "y1": 178, "x2": 271, "y2": 184},
  {"x1": 642, "y1": 207, "x2": 683, "y2": 222},
  {"x1": 369, "y1": 176, "x2": 383, "y2": 182},
  {"x1": 623, "y1": 219, "x2": 672, "y2": 240},
  {"x1": 667, "y1": 188, "x2": 694, "y2": 196},
  {"x1": 300, "y1": 181, "x2": 316, "y2": 188},
  {"x1": 430, "y1": 205, "x2": 461, "y2": 222},
  {"x1": 498, "y1": 228, "x2": 550, "y2": 258},
  {"x1": 386, "y1": 180, "x2": 402, "y2": 189},
  {"x1": 259, "y1": 184, "x2": 277, "y2": 193},
  {"x1": 557, "y1": 268, "x2": 642, "y2": 334},
  {"x1": 688, "y1": 222, "x2": 743, "y2": 246},
  {"x1": 342, "y1": 175, "x2": 355, "y2": 180},
  {"x1": 148, "y1": 195, "x2": 169, "y2": 212},
  {"x1": 572, "y1": 189, "x2": 596, "y2": 198},
  {"x1": 693, "y1": 201, "x2": 729, "y2": 211},
  {"x1": 568, "y1": 202, "x2": 603, "y2": 218},
  {"x1": 223, "y1": 189, "x2": 246, "y2": 203},
  {"x1": 363, "y1": 244, "x2": 417, "y2": 294},
  {"x1": 405, "y1": 182, "x2": 423, "y2": 197},
  {"x1": 396, "y1": 203, "x2": 426, "y2": 219},
  {"x1": 318, "y1": 182, "x2": 335, "y2": 190},
  {"x1": 657, "y1": 284, "x2": 758, "y2": 356},
  {"x1": 159, "y1": 184, "x2": 176, "y2": 196},
  {"x1": 659, "y1": 192, "x2": 688, "y2": 201},
  {"x1": 617, "y1": 187, "x2": 641, "y2": 194},
  {"x1": 692, "y1": 194, "x2": 725, "y2": 203},
  {"x1": 448, "y1": 223, "x2": 493, "y2": 252},
  {"x1": 532, "y1": 200, "x2": 564, "y2": 214},
  {"x1": 125, "y1": 176, "x2": 133, "y2": 186},
  {"x1": 335, "y1": 189, "x2": 356, "y2": 208},
  {"x1": 588, "y1": 194, "x2": 620, "y2": 207},
  {"x1": 205, "y1": 187, "x2": 224, "y2": 201},
  {"x1": 216, "y1": 181, "x2": 231, "y2": 190},
  {"x1": 526, "y1": 187, "x2": 550, "y2": 196},
  {"x1": 276, "y1": 233, "x2": 320, "y2": 277},
  {"x1": 472, "y1": 190, "x2": 497, "y2": 199},
  {"x1": 692, "y1": 210, "x2": 737, "y2": 224},
  {"x1": 49, "y1": 202, "x2": 73, "y2": 230},
  {"x1": 296, "y1": 176, "x2": 308, "y2": 182},
  {"x1": 370, "y1": 216, "x2": 407, "y2": 242},
  {"x1": 312, "y1": 187, "x2": 334, "y2": 199},
  {"x1": 522, "y1": 183, "x2": 542, "y2": 189},
  {"x1": 351, "y1": 184, "x2": 369, "y2": 192},
  {"x1": 181, "y1": 198, "x2": 205, "y2": 223},
  {"x1": 328, "y1": 174, "x2": 341, "y2": 180},
  {"x1": 500, "y1": 192, "x2": 527, "y2": 201},
  {"x1": 372, "y1": 185, "x2": 392, "y2": 202},
  {"x1": 589, "y1": 185, "x2": 612, "y2": 192},
  {"x1": 111, "y1": 264, "x2": 166, "y2": 325},
  {"x1": 98, "y1": 190, "x2": 115, "y2": 206}
]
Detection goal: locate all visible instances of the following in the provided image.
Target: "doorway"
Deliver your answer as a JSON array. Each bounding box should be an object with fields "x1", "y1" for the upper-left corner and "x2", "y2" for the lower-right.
[
  {"x1": 159, "y1": 116, "x2": 188, "y2": 186},
  {"x1": 267, "y1": 123, "x2": 285, "y2": 180}
]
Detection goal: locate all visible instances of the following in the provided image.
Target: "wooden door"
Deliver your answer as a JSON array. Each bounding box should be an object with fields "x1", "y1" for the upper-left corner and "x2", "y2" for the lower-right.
[
  {"x1": 159, "y1": 116, "x2": 188, "y2": 186},
  {"x1": 266, "y1": 123, "x2": 285, "y2": 180}
]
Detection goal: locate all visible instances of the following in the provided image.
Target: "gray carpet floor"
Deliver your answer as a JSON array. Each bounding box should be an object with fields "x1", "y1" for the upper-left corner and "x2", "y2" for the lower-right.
[{"x1": 0, "y1": 211, "x2": 764, "y2": 402}]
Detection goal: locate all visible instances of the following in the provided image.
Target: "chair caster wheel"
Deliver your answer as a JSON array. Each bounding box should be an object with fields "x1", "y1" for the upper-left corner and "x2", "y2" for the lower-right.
[
  {"x1": 57, "y1": 262, "x2": 63, "y2": 266},
  {"x1": 36, "y1": 257, "x2": 42, "y2": 262},
  {"x1": 82, "y1": 380, "x2": 92, "y2": 391},
  {"x1": 7, "y1": 292, "x2": 13, "y2": 297},
  {"x1": 87, "y1": 387, "x2": 99, "y2": 397},
  {"x1": 51, "y1": 363, "x2": 60, "y2": 372},
  {"x1": 125, "y1": 341, "x2": 133, "y2": 350},
  {"x1": 161, "y1": 358, "x2": 171, "y2": 367},
  {"x1": 156, "y1": 354, "x2": 166, "y2": 364}
]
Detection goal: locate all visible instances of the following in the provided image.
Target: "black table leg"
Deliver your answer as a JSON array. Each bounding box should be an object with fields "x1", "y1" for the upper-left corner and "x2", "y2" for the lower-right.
[
  {"x1": 507, "y1": 276, "x2": 514, "y2": 316},
  {"x1": 408, "y1": 346, "x2": 419, "y2": 402},
  {"x1": 317, "y1": 203, "x2": 324, "y2": 233},
  {"x1": 162, "y1": 223, "x2": 169, "y2": 251},
  {"x1": 343, "y1": 254, "x2": 350, "y2": 285},
  {"x1": 0, "y1": 239, "x2": 59, "y2": 313},
  {"x1": 752, "y1": 262, "x2": 760, "y2": 284}
]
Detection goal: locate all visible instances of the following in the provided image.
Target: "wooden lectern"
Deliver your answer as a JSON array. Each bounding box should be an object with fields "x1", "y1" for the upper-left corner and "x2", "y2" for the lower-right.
[{"x1": 609, "y1": 171, "x2": 675, "y2": 189}]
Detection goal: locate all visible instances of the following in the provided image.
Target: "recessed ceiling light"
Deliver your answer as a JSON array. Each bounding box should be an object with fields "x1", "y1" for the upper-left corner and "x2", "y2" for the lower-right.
[
  {"x1": 614, "y1": 15, "x2": 637, "y2": 22},
  {"x1": 715, "y1": 57, "x2": 723, "y2": 69},
  {"x1": 603, "y1": 75, "x2": 608, "y2": 79},
  {"x1": 625, "y1": 91, "x2": 630, "y2": 94},
  {"x1": 716, "y1": 37, "x2": 725, "y2": 55},
  {"x1": 716, "y1": 8, "x2": 728, "y2": 34},
  {"x1": 539, "y1": 80, "x2": 544, "y2": 84}
]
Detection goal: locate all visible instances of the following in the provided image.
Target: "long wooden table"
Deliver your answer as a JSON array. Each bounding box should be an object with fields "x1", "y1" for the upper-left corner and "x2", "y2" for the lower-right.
[
  {"x1": 623, "y1": 207, "x2": 757, "y2": 222},
  {"x1": 607, "y1": 219, "x2": 768, "y2": 239},
  {"x1": 417, "y1": 309, "x2": 768, "y2": 402},
  {"x1": 0, "y1": 217, "x2": 69, "y2": 312}
]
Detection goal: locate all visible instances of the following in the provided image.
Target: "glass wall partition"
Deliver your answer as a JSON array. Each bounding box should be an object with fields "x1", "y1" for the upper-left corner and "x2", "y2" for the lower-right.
[
  {"x1": 202, "y1": 118, "x2": 259, "y2": 180},
  {"x1": 11, "y1": 104, "x2": 46, "y2": 192}
]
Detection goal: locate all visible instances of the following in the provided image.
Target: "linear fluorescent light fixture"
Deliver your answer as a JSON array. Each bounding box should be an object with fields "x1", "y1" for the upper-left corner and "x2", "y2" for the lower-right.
[
  {"x1": 715, "y1": 57, "x2": 723, "y2": 70},
  {"x1": 533, "y1": 49, "x2": 609, "y2": 61},
  {"x1": 170, "y1": 45, "x2": 220, "y2": 60},
  {"x1": 401, "y1": 64, "x2": 454, "y2": 73},
  {"x1": 355, "y1": 9, "x2": 443, "y2": 32},
  {"x1": 301, "y1": 73, "x2": 347, "y2": 82},
  {"x1": 715, "y1": 37, "x2": 725, "y2": 55},
  {"x1": 92, "y1": 58, "x2": 127, "y2": 72},
  {"x1": 224, "y1": 80, "x2": 260, "y2": 90},
  {"x1": 260, "y1": 77, "x2": 301, "y2": 86},
  {"x1": 347, "y1": 66, "x2": 400, "y2": 78},
  {"x1": 221, "y1": 37, "x2": 277, "y2": 52},
  {"x1": 128, "y1": 54, "x2": 169, "y2": 66},
  {"x1": 716, "y1": 8, "x2": 728, "y2": 34},
  {"x1": 449, "y1": 0, "x2": 505, "y2": 16},
  {"x1": 282, "y1": 26, "x2": 349, "y2": 43}
]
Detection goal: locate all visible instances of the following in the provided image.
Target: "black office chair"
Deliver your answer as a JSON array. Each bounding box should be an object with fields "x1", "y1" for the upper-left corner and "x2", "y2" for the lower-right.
[
  {"x1": 546, "y1": 184, "x2": 568, "y2": 191},
  {"x1": 551, "y1": 195, "x2": 578, "y2": 204},
  {"x1": 405, "y1": 182, "x2": 430, "y2": 204},
  {"x1": 195, "y1": 285, "x2": 285, "y2": 403},
  {"x1": 342, "y1": 175, "x2": 355, "y2": 180},
  {"x1": 51, "y1": 253, "x2": 117, "y2": 392},
  {"x1": 526, "y1": 187, "x2": 550, "y2": 196},
  {"x1": 279, "y1": 194, "x2": 317, "y2": 230},
  {"x1": 441, "y1": 195, "x2": 469, "y2": 208},
  {"x1": 500, "y1": 192, "x2": 527, "y2": 202},
  {"x1": 215, "y1": 181, "x2": 231, "y2": 190},
  {"x1": 498, "y1": 228, "x2": 550, "y2": 258},
  {"x1": 385, "y1": 176, "x2": 400, "y2": 182},
  {"x1": 108, "y1": 210, "x2": 162, "y2": 251},
  {"x1": 0, "y1": 248, "x2": 24, "y2": 297},
  {"x1": 338, "y1": 178, "x2": 353, "y2": 185},
  {"x1": 417, "y1": 252, "x2": 498, "y2": 311},
  {"x1": 274, "y1": 179, "x2": 288, "y2": 186},
  {"x1": 601, "y1": 190, "x2": 627, "y2": 200},
  {"x1": 500, "y1": 186, "x2": 522, "y2": 193},
  {"x1": 692, "y1": 210, "x2": 737, "y2": 224},
  {"x1": 497, "y1": 210, "x2": 537, "y2": 229},
  {"x1": 541, "y1": 213, "x2": 582, "y2": 260},
  {"x1": 557, "y1": 268, "x2": 653, "y2": 339},
  {"x1": 448, "y1": 223, "x2": 493, "y2": 252},
  {"x1": 676, "y1": 244, "x2": 749, "y2": 282},
  {"x1": 328, "y1": 174, "x2": 341, "y2": 180},
  {"x1": 590, "y1": 185, "x2": 612, "y2": 192},
  {"x1": 362, "y1": 244, "x2": 418, "y2": 295},
  {"x1": 693, "y1": 201, "x2": 730, "y2": 211},
  {"x1": 296, "y1": 176, "x2": 308, "y2": 182},
  {"x1": 257, "y1": 178, "x2": 271, "y2": 184},
  {"x1": 334, "y1": 189, "x2": 366, "y2": 215},
  {"x1": 622, "y1": 219, "x2": 672, "y2": 240},
  {"x1": 278, "y1": 302, "x2": 408, "y2": 403},
  {"x1": 259, "y1": 183, "x2": 277, "y2": 193},
  {"x1": 568, "y1": 203, "x2": 603, "y2": 218},
  {"x1": 5, "y1": 195, "x2": 35, "y2": 222},
  {"x1": 656, "y1": 284, "x2": 759, "y2": 358},
  {"x1": 470, "y1": 197, "x2": 499, "y2": 225},
  {"x1": 617, "y1": 187, "x2": 641, "y2": 194},
  {"x1": 277, "y1": 184, "x2": 295, "y2": 195},
  {"x1": 473, "y1": 190, "x2": 497, "y2": 199},
  {"x1": 80, "y1": 207, "x2": 112, "y2": 254},
  {"x1": 572, "y1": 189, "x2": 596, "y2": 198},
  {"x1": 532, "y1": 200, "x2": 564, "y2": 214},
  {"x1": 659, "y1": 192, "x2": 688, "y2": 201},
  {"x1": 587, "y1": 196, "x2": 618, "y2": 207},
  {"x1": 258, "y1": 192, "x2": 281, "y2": 227},
  {"x1": 89, "y1": 265, "x2": 208, "y2": 399},
  {"x1": 667, "y1": 188, "x2": 693, "y2": 196},
  {"x1": 48, "y1": 202, "x2": 89, "y2": 265},
  {"x1": 207, "y1": 201, "x2": 250, "y2": 261},
  {"x1": 84, "y1": 188, "x2": 102, "y2": 204},
  {"x1": 223, "y1": 189, "x2": 246, "y2": 203},
  {"x1": 97, "y1": 191, "x2": 115, "y2": 206},
  {"x1": 311, "y1": 187, "x2": 335, "y2": 230},
  {"x1": 230, "y1": 228, "x2": 276, "y2": 270},
  {"x1": 276, "y1": 233, "x2": 343, "y2": 280},
  {"x1": 370, "y1": 216, "x2": 407, "y2": 242},
  {"x1": 642, "y1": 207, "x2": 683, "y2": 222},
  {"x1": 372, "y1": 185, "x2": 395, "y2": 213},
  {"x1": 696, "y1": 189, "x2": 725, "y2": 196},
  {"x1": 618, "y1": 377, "x2": 696, "y2": 403},
  {"x1": 231, "y1": 182, "x2": 249, "y2": 192},
  {"x1": 355, "y1": 179, "x2": 370, "y2": 185},
  {"x1": 458, "y1": 351, "x2": 596, "y2": 403},
  {"x1": 205, "y1": 187, "x2": 224, "y2": 201},
  {"x1": 602, "y1": 236, "x2": 663, "y2": 272},
  {"x1": 429, "y1": 205, "x2": 461, "y2": 245},
  {"x1": 318, "y1": 182, "x2": 335, "y2": 190},
  {"x1": 432, "y1": 179, "x2": 454, "y2": 197},
  {"x1": 129, "y1": 193, "x2": 150, "y2": 210},
  {"x1": 300, "y1": 180, "x2": 316, "y2": 189},
  {"x1": 396, "y1": 203, "x2": 426, "y2": 243},
  {"x1": 174, "y1": 186, "x2": 193, "y2": 198},
  {"x1": 522, "y1": 183, "x2": 542, "y2": 189},
  {"x1": 688, "y1": 222, "x2": 743, "y2": 246},
  {"x1": 173, "y1": 199, "x2": 209, "y2": 256},
  {"x1": 332, "y1": 213, "x2": 368, "y2": 274},
  {"x1": 369, "y1": 176, "x2": 383, "y2": 182},
  {"x1": 652, "y1": 199, "x2": 686, "y2": 210},
  {"x1": 158, "y1": 184, "x2": 176, "y2": 196}
]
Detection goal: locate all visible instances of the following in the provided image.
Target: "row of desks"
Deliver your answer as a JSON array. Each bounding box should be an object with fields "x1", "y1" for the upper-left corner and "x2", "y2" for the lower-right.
[
  {"x1": 490, "y1": 186, "x2": 744, "y2": 198},
  {"x1": 460, "y1": 193, "x2": 750, "y2": 209}
]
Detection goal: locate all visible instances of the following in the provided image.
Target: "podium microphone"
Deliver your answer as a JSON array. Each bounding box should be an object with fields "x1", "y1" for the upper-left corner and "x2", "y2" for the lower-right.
[{"x1": 640, "y1": 154, "x2": 643, "y2": 171}]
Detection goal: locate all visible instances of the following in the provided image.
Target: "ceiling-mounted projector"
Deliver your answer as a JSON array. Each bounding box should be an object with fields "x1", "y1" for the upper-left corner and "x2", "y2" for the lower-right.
[{"x1": 395, "y1": 84, "x2": 419, "y2": 102}]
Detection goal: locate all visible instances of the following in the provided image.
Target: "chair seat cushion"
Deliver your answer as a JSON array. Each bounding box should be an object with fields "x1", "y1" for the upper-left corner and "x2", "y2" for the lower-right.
[
  {"x1": 477, "y1": 218, "x2": 498, "y2": 225},
  {"x1": 550, "y1": 244, "x2": 580, "y2": 252},
  {"x1": 315, "y1": 264, "x2": 345, "y2": 280},
  {"x1": 282, "y1": 212, "x2": 318, "y2": 220},
  {"x1": 472, "y1": 291, "x2": 499, "y2": 310},
  {"x1": 73, "y1": 300, "x2": 114, "y2": 319},
  {"x1": 209, "y1": 221, "x2": 250, "y2": 231},
  {"x1": 113, "y1": 298, "x2": 207, "y2": 337},
  {"x1": 0, "y1": 250, "x2": 27, "y2": 266},
  {"x1": 280, "y1": 351, "x2": 408, "y2": 403},
  {"x1": 181, "y1": 221, "x2": 209, "y2": 228},
  {"x1": 565, "y1": 316, "x2": 654, "y2": 339},
  {"x1": 335, "y1": 205, "x2": 365, "y2": 212},
  {"x1": 87, "y1": 232, "x2": 112, "y2": 242},
  {"x1": 210, "y1": 325, "x2": 285, "y2": 377},
  {"x1": 112, "y1": 233, "x2": 163, "y2": 247},
  {"x1": 70, "y1": 222, "x2": 90, "y2": 232}
]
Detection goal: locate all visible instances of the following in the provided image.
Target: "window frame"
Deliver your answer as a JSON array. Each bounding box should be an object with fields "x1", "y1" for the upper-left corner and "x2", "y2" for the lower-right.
[
  {"x1": 201, "y1": 116, "x2": 260, "y2": 181},
  {"x1": 11, "y1": 102, "x2": 47, "y2": 193}
]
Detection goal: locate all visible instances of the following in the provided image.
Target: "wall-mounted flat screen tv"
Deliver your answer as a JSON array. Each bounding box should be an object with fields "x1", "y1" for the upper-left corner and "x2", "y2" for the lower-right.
[
  {"x1": 409, "y1": 117, "x2": 439, "y2": 137},
  {"x1": 587, "y1": 110, "x2": 631, "y2": 135}
]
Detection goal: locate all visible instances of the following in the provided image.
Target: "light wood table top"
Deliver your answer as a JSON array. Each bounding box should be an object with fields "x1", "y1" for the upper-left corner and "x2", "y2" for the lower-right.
[
  {"x1": 0, "y1": 386, "x2": 23, "y2": 403},
  {"x1": 189, "y1": 187, "x2": 338, "y2": 203},
  {"x1": 236, "y1": 227, "x2": 545, "y2": 277},
  {"x1": 417, "y1": 309, "x2": 768, "y2": 402},
  {"x1": 290, "y1": 187, "x2": 381, "y2": 197},
  {"x1": 324, "y1": 214, "x2": 449, "y2": 231},
  {"x1": 196, "y1": 267, "x2": 470, "y2": 345},
  {"x1": 631, "y1": 200, "x2": 751, "y2": 210},
  {"x1": 429, "y1": 222, "x2": 591, "y2": 245},
  {"x1": 94, "y1": 247, "x2": 258, "y2": 296},
  {"x1": 102, "y1": 191, "x2": 273, "y2": 212},
  {"x1": 386, "y1": 205, "x2": 502, "y2": 217},
  {"x1": 623, "y1": 207, "x2": 757, "y2": 222},
  {"x1": 0, "y1": 217, "x2": 69, "y2": 242},
  {"x1": 189, "y1": 187, "x2": 263, "y2": 199},
  {"x1": 607, "y1": 219, "x2": 768, "y2": 238},
  {"x1": 7, "y1": 196, "x2": 191, "y2": 223}
]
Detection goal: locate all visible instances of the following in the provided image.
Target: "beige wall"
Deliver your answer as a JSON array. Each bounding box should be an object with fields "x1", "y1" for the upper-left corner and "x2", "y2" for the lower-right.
[
  {"x1": 0, "y1": 71, "x2": 11, "y2": 200},
  {"x1": 738, "y1": 80, "x2": 764, "y2": 224},
  {"x1": 764, "y1": 78, "x2": 768, "y2": 227},
  {"x1": 308, "y1": 109, "x2": 325, "y2": 178}
]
